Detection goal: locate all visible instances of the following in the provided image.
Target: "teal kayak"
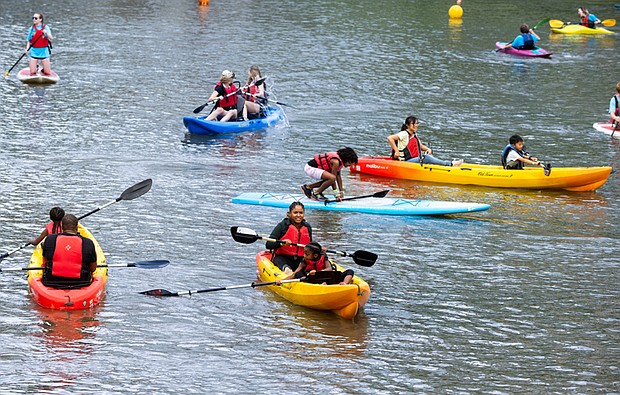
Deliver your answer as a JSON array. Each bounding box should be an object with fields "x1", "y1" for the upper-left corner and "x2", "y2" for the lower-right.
[{"x1": 232, "y1": 192, "x2": 491, "y2": 216}]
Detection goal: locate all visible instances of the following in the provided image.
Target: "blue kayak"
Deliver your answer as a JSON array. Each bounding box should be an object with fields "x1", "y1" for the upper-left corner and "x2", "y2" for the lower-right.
[
  {"x1": 183, "y1": 107, "x2": 284, "y2": 135},
  {"x1": 232, "y1": 192, "x2": 491, "y2": 216}
]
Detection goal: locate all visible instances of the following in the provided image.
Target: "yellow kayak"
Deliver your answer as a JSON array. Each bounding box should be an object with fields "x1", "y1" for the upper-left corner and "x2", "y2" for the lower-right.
[
  {"x1": 28, "y1": 224, "x2": 107, "y2": 310},
  {"x1": 256, "y1": 251, "x2": 370, "y2": 319},
  {"x1": 551, "y1": 25, "x2": 614, "y2": 35},
  {"x1": 351, "y1": 156, "x2": 612, "y2": 191}
]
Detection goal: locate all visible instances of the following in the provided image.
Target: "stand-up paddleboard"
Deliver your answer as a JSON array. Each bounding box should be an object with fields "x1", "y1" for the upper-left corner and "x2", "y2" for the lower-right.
[
  {"x1": 593, "y1": 122, "x2": 620, "y2": 139},
  {"x1": 17, "y1": 68, "x2": 60, "y2": 84},
  {"x1": 232, "y1": 192, "x2": 491, "y2": 216}
]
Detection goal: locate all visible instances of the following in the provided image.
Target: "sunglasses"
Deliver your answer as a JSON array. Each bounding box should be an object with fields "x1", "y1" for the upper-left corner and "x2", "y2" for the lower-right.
[{"x1": 32, "y1": 16, "x2": 40, "y2": 20}]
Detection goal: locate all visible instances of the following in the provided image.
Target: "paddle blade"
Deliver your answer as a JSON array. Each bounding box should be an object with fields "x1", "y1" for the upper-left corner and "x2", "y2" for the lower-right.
[
  {"x1": 602, "y1": 19, "x2": 616, "y2": 27},
  {"x1": 120, "y1": 179, "x2": 152, "y2": 201},
  {"x1": 351, "y1": 250, "x2": 378, "y2": 267},
  {"x1": 139, "y1": 289, "x2": 179, "y2": 296},
  {"x1": 549, "y1": 20, "x2": 564, "y2": 28},
  {"x1": 543, "y1": 163, "x2": 552, "y2": 177},
  {"x1": 128, "y1": 260, "x2": 170, "y2": 269},
  {"x1": 193, "y1": 102, "x2": 208, "y2": 114},
  {"x1": 230, "y1": 226, "x2": 260, "y2": 244},
  {"x1": 533, "y1": 17, "x2": 551, "y2": 30},
  {"x1": 373, "y1": 190, "x2": 390, "y2": 198}
]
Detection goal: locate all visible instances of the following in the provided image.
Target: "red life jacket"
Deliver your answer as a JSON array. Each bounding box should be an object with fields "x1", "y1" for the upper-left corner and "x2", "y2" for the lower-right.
[
  {"x1": 45, "y1": 221, "x2": 63, "y2": 235},
  {"x1": 276, "y1": 224, "x2": 311, "y2": 257},
  {"x1": 30, "y1": 24, "x2": 50, "y2": 48},
  {"x1": 242, "y1": 84, "x2": 259, "y2": 102},
  {"x1": 406, "y1": 134, "x2": 421, "y2": 160},
  {"x1": 304, "y1": 253, "x2": 328, "y2": 272},
  {"x1": 313, "y1": 152, "x2": 343, "y2": 172},
  {"x1": 50, "y1": 235, "x2": 84, "y2": 278},
  {"x1": 216, "y1": 82, "x2": 238, "y2": 110},
  {"x1": 580, "y1": 16, "x2": 594, "y2": 28}
]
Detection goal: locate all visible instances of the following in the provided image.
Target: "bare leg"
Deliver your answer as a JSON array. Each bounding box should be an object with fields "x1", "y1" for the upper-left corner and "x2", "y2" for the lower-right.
[
  {"x1": 41, "y1": 58, "x2": 52, "y2": 75},
  {"x1": 29, "y1": 58, "x2": 38, "y2": 75}
]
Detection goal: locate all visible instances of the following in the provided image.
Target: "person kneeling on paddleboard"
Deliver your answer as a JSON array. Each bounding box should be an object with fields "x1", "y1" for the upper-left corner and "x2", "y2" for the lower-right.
[
  {"x1": 300, "y1": 147, "x2": 358, "y2": 202},
  {"x1": 42, "y1": 214, "x2": 97, "y2": 289}
]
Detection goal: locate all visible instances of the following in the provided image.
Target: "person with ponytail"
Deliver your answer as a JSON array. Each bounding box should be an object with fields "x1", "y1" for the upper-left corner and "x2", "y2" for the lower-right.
[
  {"x1": 283, "y1": 242, "x2": 354, "y2": 285},
  {"x1": 266, "y1": 202, "x2": 313, "y2": 274},
  {"x1": 30, "y1": 206, "x2": 65, "y2": 246}
]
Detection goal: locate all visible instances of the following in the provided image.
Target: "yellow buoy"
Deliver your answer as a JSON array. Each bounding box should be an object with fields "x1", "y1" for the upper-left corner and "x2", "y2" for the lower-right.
[{"x1": 449, "y1": 5, "x2": 463, "y2": 19}]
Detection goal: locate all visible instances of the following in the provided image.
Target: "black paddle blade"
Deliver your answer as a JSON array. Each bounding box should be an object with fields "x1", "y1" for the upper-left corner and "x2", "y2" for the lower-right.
[
  {"x1": 120, "y1": 179, "x2": 153, "y2": 201},
  {"x1": 139, "y1": 289, "x2": 179, "y2": 297},
  {"x1": 193, "y1": 102, "x2": 209, "y2": 114},
  {"x1": 373, "y1": 190, "x2": 390, "y2": 198},
  {"x1": 230, "y1": 226, "x2": 260, "y2": 244},
  {"x1": 351, "y1": 250, "x2": 378, "y2": 267}
]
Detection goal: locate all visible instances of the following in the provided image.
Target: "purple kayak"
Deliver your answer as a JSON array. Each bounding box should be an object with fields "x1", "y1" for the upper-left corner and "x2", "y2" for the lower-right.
[{"x1": 495, "y1": 41, "x2": 552, "y2": 58}]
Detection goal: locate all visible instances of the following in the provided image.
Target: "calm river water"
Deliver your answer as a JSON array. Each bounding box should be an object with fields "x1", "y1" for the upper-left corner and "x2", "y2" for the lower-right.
[{"x1": 1, "y1": 0, "x2": 619, "y2": 393}]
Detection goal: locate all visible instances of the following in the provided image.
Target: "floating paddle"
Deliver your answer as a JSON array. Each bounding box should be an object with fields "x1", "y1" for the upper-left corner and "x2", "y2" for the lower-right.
[
  {"x1": 0, "y1": 260, "x2": 170, "y2": 273},
  {"x1": 140, "y1": 278, "x2": 300, "y2": 297},
  {"x1": 230, "y1": 226, "x2": 378, "y2": 267},
  {"x1": 323, "y1": 190, "x2": 390, "y2": 205},
  {"x1": 550, "y1": 19, "x2": 615, "y2": 28},
  {"x1": 3, "y1": 33, "x2": 45, "y2": 77},
  {"x1": 0, "y1": 179, "x2": 152, "y2": 262},
  {"x1": 192, "y1": 77, "x2": 266, "y2": 114}
]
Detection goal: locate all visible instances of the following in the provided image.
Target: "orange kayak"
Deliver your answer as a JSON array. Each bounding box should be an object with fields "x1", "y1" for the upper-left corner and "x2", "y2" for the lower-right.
[{"x1": 28, "y1": 225, "x2": 107, "y2": 310}]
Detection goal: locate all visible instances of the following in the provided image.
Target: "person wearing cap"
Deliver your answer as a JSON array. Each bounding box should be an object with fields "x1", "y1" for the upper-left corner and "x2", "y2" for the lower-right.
[{"x1": 205, "y1": 70, "x2": 239, "y2": 122}]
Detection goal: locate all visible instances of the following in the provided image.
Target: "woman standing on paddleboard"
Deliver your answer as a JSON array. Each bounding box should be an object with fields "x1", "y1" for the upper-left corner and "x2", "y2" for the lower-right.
[{"x1": 25, "y1": 12, "x2": 54, "y2": 76}]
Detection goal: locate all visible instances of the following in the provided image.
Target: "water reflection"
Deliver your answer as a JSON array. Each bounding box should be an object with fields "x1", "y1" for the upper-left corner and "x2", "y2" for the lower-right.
[
  {"x1": 27, "y1": 87, "x2": 49, "y2": 127},
  {"x1": 181, "y1": 130, "x2": 268, "y2": 156},
  {"x1": 447, "y1": 18, "x2": 463, "y2": 41}
]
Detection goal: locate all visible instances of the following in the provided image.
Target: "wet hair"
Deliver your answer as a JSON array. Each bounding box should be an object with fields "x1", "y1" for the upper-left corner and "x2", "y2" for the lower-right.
[
  {"x1": 247, "y1": 65, "x2": 262, "y2": 84},
  {"x1": 520, "y1": 24, "x2": 530, "y2": 34},
  {"x1": 337, "y1": 147, "x2": 358, "y2": 165},
  {"x1": 61, "y1": 213, "x2": 78, "y2": 232},
  {"x1": 509, "y1": 134, "x2": 524, "y2": 145},
  {"x1": 49, "y1": 206, "x2": 65, "y2": 234},
  {"x1": 305, "y1": 241, "x2": 322, "y2": 254},
  {"x1": 400, "y1": 116, "x2": 419, "y2": 131},
  {"x1": 288, "y1": 201, "x2": 305, "y2": 212}
]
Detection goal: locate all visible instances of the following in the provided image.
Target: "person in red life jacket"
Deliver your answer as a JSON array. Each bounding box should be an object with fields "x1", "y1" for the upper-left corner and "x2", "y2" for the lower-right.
[
  {"x1": 205, "y1": 70, "x2": 239, "y2": 122},
  {"x1": 241, "y1": 65, "x2": 266, "y2": 121},
  {"x1": 608, "y1": 82, "x2": 620, "y2": 126},
  {"x1": 300, "y1": 147, "x2": 358, "y2": 202},
  {"x1": 30, "y1": 206, "x2": 65, "y2": 246},
  {"x1": 568, "y1": 7, "x2": 601, "y2": 28},
  {"x1": 41, "y1": 214, "x2": 97, "y2": 289},
  {"x1": 25, "y1": 12, "x2": 54, "y2": 76},
  {"x1": 283, "y1": 242, "x2": 354, "y2": 285},
  {"x1": 387, "y1": 116, "x2": 463, "y2": 167},
  {"x1": 266, "y1": 202, "x2": 312, "y2": 274},
  {"x1": 500, "y1": 24, "x2": 540, "y2": 51}
]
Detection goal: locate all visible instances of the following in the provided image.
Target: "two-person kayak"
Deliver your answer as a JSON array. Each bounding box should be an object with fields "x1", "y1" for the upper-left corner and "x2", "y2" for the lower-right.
[
  {"x1": 350, "y1": 156, "x2": 612, "y2": 192},
  {"x1": 256, "y1": 250, "x2": 370, "y2": 319},
  {"x1": 495, "y1": 42, "x2": 552, "y2": 58},
  {"x1": 183, "y1": 107, "x2": 284, "y2": 135},
  {"x1": 28, "y1": 225, "x2": 107, "y2": 310}
]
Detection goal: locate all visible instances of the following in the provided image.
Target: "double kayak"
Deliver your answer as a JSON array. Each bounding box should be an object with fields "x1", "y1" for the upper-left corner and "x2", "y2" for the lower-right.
[
  {"x1": 183, "y1": 107, "x2": 283, "y2": 135},
  {"x1": 495, "y1": 42, "x2": 552, "y2": 58},
  {"x1": 232, "y1": 192, "x2": 490, "y2": 215},
  {"x1": 256, "y1": 250, "x2": 370, "y2": 319},
  {"x1": 351, "y1": 156, "x2": 612, "y2": 192},
  {"x1": 550, "y1": 25, "x2": 614, "y2": 35},
  {"x1": 28, "y1": 225, "x2": 107, "y2": 310},
  {"x1": 17, "y1": 68, "x2": 60, "y2": 84},
  {"x1": 593, "y1": 122, "x2": 620, "y2": 139}
]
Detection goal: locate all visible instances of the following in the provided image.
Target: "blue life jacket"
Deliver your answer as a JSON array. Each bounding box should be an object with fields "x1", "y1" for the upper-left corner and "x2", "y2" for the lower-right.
[
  {"x1": 517, "y1": 33, "x2": 535, "y2": 50},
  {"x1": 501, "y1": 144, "x2": 524, "y2": 169}
]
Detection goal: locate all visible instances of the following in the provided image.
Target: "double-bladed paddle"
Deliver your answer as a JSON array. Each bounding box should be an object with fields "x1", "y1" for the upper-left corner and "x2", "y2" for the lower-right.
[
  {"x1": 0, "y1": 260, "x2": 169, "y2": 273},
  {"x1": 230, "y1": 226, "x2": 378, "y2": 267},
  {"x1": 238, "y1": 91, "x2": 296, "y2": 109},
  {"x1": 192, "y1": 77, "x2": 266, "y2": 114},
  {"x1": 323, "y1": 190, "x2": 390, "y2": 205},
  {"x1": 495, "y1": 17, "x2": 550, "y2": 52},
  {"x1": 140, "y1": 278, "x2": 300, "y2": 297},
  {"x1": 550, "y1": 18, "x2": 616, "y2": 28},
  {"x1": 0, "y1": 179, "x2": 152, "y2": 262}
]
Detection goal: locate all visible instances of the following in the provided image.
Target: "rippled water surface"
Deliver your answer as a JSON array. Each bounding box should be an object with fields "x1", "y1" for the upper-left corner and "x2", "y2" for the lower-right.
[{"x1": 1, "y1": 0, "x2": 619, "y2": 393}]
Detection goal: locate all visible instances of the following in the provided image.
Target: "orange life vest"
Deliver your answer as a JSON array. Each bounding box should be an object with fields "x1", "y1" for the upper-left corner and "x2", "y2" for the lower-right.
[
  {"x1": 303, "y1": 253, "x2": 328, "y2": 272},
  {"x1": 45, "y1": 221, "x2": 63, "y2": 235},
  {"x1": 50, "y1": 235, "x2": 84, "y2": 278}
]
